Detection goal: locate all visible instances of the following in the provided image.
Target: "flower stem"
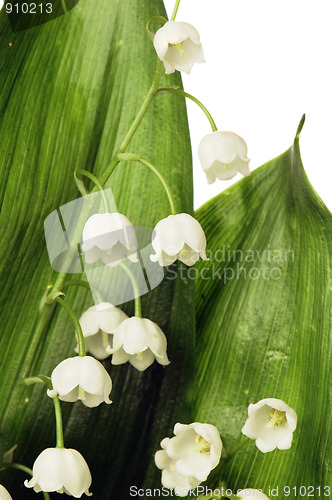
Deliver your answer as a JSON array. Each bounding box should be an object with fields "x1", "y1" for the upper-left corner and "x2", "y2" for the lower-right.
[
  {"x1": 54, "y1": 296, "x2": 86, "y2": 356},
  {"x1": 99, "y1": 60, "x2": 164, "y2": 188},
  {"x1": 157, "y1": 87, "x2": 218, "y2": 132},
  {"x1": 117, "y1": 153, "x2": 177, "y2": 214},
  {"x1": 76, "y1": 169, "x2": 111, "y2": 212},
  {"x1": 63, "y1": 279, "x2": 91, "y2": 293},
  {"x1": 21, "y1": 59, "x2": 165, "y2": 379},
  {"x1": 53, "y1": 394, "x2": 65, "y2": 449},
  {"x1": 171, "y1": 0, "x2": 181, "y2": 20},
  {"x1": 24, "y1": 375, "x2": 65, "y2": 449},
  {"x1": 119, "y1": 262, "x2": 142, "y2": 318}
]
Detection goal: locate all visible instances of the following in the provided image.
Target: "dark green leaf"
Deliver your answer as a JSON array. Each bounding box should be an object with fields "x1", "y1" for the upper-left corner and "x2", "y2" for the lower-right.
[{"x1": 0, "y1": 1, "x2": 195, "y2": 498}]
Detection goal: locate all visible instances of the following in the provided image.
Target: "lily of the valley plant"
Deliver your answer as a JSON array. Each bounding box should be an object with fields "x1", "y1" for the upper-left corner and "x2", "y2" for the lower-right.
[{"x1": 0, "y1": 0, "x2": 304, "y2": 498}]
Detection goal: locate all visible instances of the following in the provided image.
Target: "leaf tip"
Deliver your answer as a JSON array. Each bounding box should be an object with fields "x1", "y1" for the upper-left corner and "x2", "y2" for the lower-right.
[{"x1": 295, "y1": 114, "x2": 306, "y2": 141}]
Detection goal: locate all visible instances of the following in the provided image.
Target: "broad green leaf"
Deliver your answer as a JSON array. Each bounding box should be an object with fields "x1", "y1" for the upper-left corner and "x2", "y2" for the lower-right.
[
  {"x1": 0, "y1": 1, "x2": 195, "y2": 497},
  {"x1": 194, "y1": 119, "x2": 331, "y2": 498}
]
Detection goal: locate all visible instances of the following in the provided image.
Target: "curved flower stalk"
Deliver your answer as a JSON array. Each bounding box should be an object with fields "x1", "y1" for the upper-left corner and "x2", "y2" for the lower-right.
[
  {"x1": 155, "y1": 422, "x2": 222, "y2": 496},
  {"x1": 24, "y1": 448, "x2": 92, "y2": 498},
  {"x1": 237, "y1": 489, "x2": 270, "y2": 499},
  {"x1": 78, "y1": 302, "x2": 128, "y2": 360},
  {"x1": 82, "y1": 212, "x2": 138, "y2": 266},
  {"x1": 47, "y1": 356, "x2": 113, "y2": 407},
  {"x1": 241, "y1": 398, "x2": 297, "y2": 452},
  {"x1": 198, "y1": 131, "x2": 250, "y2": 183},
  {"x1": 109, "y1": 317, "x2": 170, "y2": 371},
  {"x1": 154, "y1": 21, "x2": 205, "y2": 74},
  {"x1": 150, "y1": 213, "x2": 208, "y2": 266},
  {"x1": 0, "y1": 485, "x2": 13, "y2": 500}
]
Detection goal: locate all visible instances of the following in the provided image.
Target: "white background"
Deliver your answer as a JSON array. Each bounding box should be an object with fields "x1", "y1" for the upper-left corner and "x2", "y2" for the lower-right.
[
  {"x1": 164, "y1": 0, "x2": 332, "y2": 210},
  {"x1": 1, "y1": 0, "x2": 331, "y2": 211}
]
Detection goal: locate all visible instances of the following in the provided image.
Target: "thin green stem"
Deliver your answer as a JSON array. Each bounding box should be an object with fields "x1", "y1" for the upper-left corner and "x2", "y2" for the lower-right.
[
  {"x1": 146, "y1": 15, "x2": 167, "y2": 41},
  {"x1": 53, "y1": 395, "x2": 64, "y2": 449},
  {"x1": 157, "y1": 86, "x2": 218, "y2": 132},
  {"x1": 63, "y1": 279, "x2": 91, "y2": 293},
  {"x1": 171, "y1": 0, "x2": 181, "y2": 20},
  {"x1": 24, "y1": 375, "x2": 65, "y2": 449},
  {"x1": 99, "y1": 60, "x2": 164, "y2": 187},
  {"x1": 117, "y1": 153, "x2": 177, "y2": 214},
  {"x1": 55, "y1": 297, "x2": 86, "y2": 356},
  {"x1": 76, "y1": 169, "x2": 110, "y2": 212},
  {"x1": 22, "y1": 51, "x2": 164, "y2": 379},
  {"x1": 119, "y1": 262, "x2": 142, "y2": 318}
]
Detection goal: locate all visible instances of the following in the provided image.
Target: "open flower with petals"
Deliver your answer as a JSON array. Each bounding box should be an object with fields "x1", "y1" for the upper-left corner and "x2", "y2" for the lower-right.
[
  {"x1": 237, "y1": 489, "x2": 270, "y2": 499},
  {"x1": 82, "y1": 212, "x2": 137, "y2": 266},
  {"x1": 198, "y1": 131, "x2": 250, "y2": 183},
  {"x1": 0, "y1": 485, "x2": 13, "y2": 500},
  {"x1": 78, "y1": 302, "x2": 128, "y2": 360},
  {"x1": 150, "y1": 213, "x2": 208, "y2": 267},
  {"x1": 155, "y1": 422, "x2": 222, "y2": 496},
  {"x1": 47, "y1": 356, "x2": 112, "y2": 408},
  {"x1": 242, "y1": 398, "x2": 297, "y2": 452},
  {"x1": 109, "y1": 317, "x2": 170, "y2": 371},
  {"x1": 24, "y1": 447, "x2": 92, "y2": 498},
  {"x1": 154, "y1": 21, "x2": 204, "y2": 74}
]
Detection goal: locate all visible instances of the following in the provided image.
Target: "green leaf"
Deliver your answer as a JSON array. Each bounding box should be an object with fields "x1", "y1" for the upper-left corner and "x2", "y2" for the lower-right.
[
  {"x1": 194, "y1": 119, "x2": 332, "y2": 497},
  {"x1": 0, "y1": 1, "x2": 195, "y2": 497}
]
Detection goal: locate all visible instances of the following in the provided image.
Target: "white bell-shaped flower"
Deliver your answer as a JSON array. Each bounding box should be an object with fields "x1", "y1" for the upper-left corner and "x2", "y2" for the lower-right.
[
  {"x1": 47, "y1": 356, "x2": 112, "y2": 408},
  {"x1": 237, "y1": 489, "x2": 270, "y2": 499},
  {"x1": 198, "y1": 131, "x2": 250, "y2": 183},
  {"x1": 110, "y1": 317, "x2": 170, "y2": 371},
  {"x1": 241, "y1": 398, "x2": 297, "y2": 453},
  {"x1": 150, "y1": 213, "x2": 208, "y2": 267},
  {"x1": 155, "y1": 422, "x2": 222, "y2": 496},
  {"x1": 153, "y1": 21, "x2": 204, "y2": 74},
  {"x1": 0, "y1": 485, "x2": 13, "y2": 500},
  {"x1": 24, "y1": 447, "x2": 92, "y2": 497},
  {"x1": 78, "y1": 302, "x2": 128, "y2": 360},
  {"x1": 82, "y1": 212, "x2": 137, "y2": 266}
]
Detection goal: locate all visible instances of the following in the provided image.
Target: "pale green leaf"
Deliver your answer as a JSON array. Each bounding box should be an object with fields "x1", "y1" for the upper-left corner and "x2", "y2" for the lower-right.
[{"x1": 194, "y1": 119, "x2": 332, "y2": 498}]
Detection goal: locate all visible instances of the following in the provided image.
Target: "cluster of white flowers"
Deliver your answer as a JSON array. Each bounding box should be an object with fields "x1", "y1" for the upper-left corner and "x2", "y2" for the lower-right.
[{"x1": 155, "y1": 423, "x2": 223, "y2": 496}]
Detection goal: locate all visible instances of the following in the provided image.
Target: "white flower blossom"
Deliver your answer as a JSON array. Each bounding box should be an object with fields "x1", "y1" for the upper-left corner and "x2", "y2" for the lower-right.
[
  {"x1": 82, "y1": 212, "x2": 137, "y2": 266},
  {"x1": 153, "y1": 21, "x2": 204, "y2": 74},
  {"x1": 109, "y1": 317, "x2": 170, "y2": 371},
  {"x1": 198, "y1": 131, "x2": 250, "y2": 183},
  {"x1": 24, "y1": 447, "x2": 92, "y2": 497},
  {"x1": 47, "y1": 356, "x2": 112, "y2": 408},
  {"x1": 77, "y1": 302, "x2": 128, "y2": 360},
  {"x1": 237, "y1": 489, "x2": 270, "y2": 499},
  {"x1": 155, "y1": 422, "x2": 222, "y2": 496},
  {"x1": 241, "y1": 398, "x2": 297, "y2": 453},
  {"x1": 150, "y1": 213, "x2": 208, "y2": 267},
  {"x1": 0, "y1": 485, "x2": 13, "y2": 500}
]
